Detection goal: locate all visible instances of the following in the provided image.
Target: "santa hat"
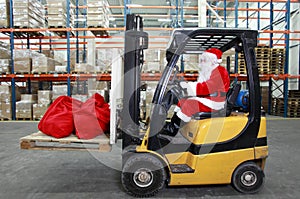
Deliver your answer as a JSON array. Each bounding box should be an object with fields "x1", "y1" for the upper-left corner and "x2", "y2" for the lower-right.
[{"x1": 205, "y1": 48, "x2": 223, "y2": 64}]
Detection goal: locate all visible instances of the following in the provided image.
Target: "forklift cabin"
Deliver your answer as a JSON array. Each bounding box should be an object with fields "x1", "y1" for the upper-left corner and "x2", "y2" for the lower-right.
[{"x1": 121, "y1": 14, "x2": 268, "y2": 197}]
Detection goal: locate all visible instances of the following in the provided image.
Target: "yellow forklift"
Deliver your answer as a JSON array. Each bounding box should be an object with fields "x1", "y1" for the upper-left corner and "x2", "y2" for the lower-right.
[{"x1": 121, "y1": 14, "x2": 268, "y2": 197}]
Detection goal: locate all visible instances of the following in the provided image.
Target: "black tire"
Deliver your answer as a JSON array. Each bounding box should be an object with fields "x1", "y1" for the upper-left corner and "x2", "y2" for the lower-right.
[
  {"x1": 121, "y1": 153, "x2": 167, "y2": 197},
  {"x1": 232, "y1": 162, "x2": 265, "y2": 194}
]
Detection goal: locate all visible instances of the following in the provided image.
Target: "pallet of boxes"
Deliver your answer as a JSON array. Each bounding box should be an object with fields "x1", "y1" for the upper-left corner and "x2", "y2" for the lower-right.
[
  {"x1": 32, "y1": 51, "x2": 56, "y2": 74},
  {"x1": 0, "y1": 0, "x2": 9, "y2": 28},
  {"x1": 33, "y1": 90, "x2": 52, "y2": 120},
  {"x1": 0, "y1": 42, "x2": 10, "y2": 74},
  {"x1": 14, "y1": 49, "x2": 32, "y2": 74},
  {"x1": 16, "y1": 94, "x2": 37, "y2": 120},
  {"x1": 47, "y1": 0, "x2": 73, "y2": 28},
  {"x1": 0, "y1": 85, "x2": 21, "y2": 120},
  {"x1": 12, "y1": 0, "x2": 45, "y2": 28},
  {"x1": 86, "y1": 0, "x2": 109, "y2": 36}
]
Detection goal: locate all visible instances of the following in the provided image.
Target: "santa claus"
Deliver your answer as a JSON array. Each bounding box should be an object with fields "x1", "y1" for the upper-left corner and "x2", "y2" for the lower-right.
[{"x1": 162, "y1": 48, "x2": 230, "y2": 136}]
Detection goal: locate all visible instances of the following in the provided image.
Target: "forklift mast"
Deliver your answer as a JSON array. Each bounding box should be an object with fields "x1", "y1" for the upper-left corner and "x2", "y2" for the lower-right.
[{"x1": 122, "y1": 14, "x2": 148, "y2": 149}]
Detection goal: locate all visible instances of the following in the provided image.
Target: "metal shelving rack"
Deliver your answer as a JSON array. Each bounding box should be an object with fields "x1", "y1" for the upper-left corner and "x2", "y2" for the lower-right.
[{"x1": 0, "y1": 0, "x2": 299, "y2": 120}]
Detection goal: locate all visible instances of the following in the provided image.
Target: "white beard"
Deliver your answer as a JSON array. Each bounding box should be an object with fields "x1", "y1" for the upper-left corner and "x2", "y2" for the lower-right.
[
  {"x1": 198, "y1": 62, "x2": 218, "y2": 83},
  {"x1": 197, "y1": 52, "x2": 219, "y2": 83}
]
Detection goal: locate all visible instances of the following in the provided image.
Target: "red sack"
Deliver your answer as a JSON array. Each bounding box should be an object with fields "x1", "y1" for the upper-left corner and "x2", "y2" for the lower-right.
[
  {"x1": 38, "y1": 96, "x2": 82, "y2": 138},
  {"x1": 74, "y1": 93, "x2": 110, "y2": 139}
]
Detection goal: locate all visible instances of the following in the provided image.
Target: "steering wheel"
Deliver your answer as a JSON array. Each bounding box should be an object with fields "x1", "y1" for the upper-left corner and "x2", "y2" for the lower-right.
[{"x1": 161, "y1": 66, "x2": 187, "y2": 111}]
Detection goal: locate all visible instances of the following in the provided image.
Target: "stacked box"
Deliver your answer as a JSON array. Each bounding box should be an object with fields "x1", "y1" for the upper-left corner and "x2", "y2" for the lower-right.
[
  {"x1": 47, "y1": 0, "x2": 73, "y2": 27},
  {"x1": 144, "y1": 49, "x2": 161, "y2": 72},
  {"x1": 87, "y1": 79, "x2": 109, "y2": 102},
  {"x1": 38, "y1": 90, "x2": 52, "y2": 104},
  {"x1": 0, "y1": 85, "x2": 22, "y2": 119},
  {"x1": 0, "y1": 59, "x2": 10, "y2": 73},
  {"x1": 52, "y1": 85, "x2": 68, "y2": 100},
  {"x1": 75, "y1": 63, "x2": 89, "y2": 73},
  {"x1": 33, "y1": 103, "x2": 49, "y2": 120},
  {"x1": 16, "y1": 94, "x2": 37, "y2": 119},
  {"x1": 0, "y1": 44, "x2": 10, "y2": 59},
  {"x1": 13, "y1": 49, "x2": 32, "y2": 73},
  {"x1": 14, "y1": 58, "x2": 32, "y2": 73},
  {"x1": 96, "y1": 48, "x2": 113, "y2": 72},
  {"x1": 16, "y1": 102, "x2": 32, "y2": 119},
  {"x1": 184, "y1": 54, "x2": 199, "y2": 71},
  {"x1": 86, "y1": 0, "x2": 109, "y2": 27},
  {"x1": 74, "y1": 63, "x2": 100, "y2": 73},
  {"x1": 0, "y1": 0, "x2": 9, "y2": 27},
  {"x1": 32, "y1": 90, "x2": 52, "y2": 120},
  {"x1": 21, "y1": 94, "x2": 37, "y2": 102},
  {"x1": 13, "y1": 0, "x2": 45, "y2": 28},
  {"x1": 1, "y1": 101, "x2": 11, "y2": 119},
  {"x1": 55, "y1": 65, "x2": 67, "y2": 73},
  {"x1": 0, "y1": 85, "x2": 21, "y2": 102},
  {"x1": 32, "y1": 56, "x2": 55, "y2": 73},
  {"x1": 41, "y1": 50, "x2": 55, "y2": 58}
]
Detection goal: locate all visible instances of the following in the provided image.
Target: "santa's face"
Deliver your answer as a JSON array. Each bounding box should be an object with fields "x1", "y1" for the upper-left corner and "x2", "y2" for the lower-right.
[{"x1": 198, "y1": 52, "x2": 219, "y2": 83}]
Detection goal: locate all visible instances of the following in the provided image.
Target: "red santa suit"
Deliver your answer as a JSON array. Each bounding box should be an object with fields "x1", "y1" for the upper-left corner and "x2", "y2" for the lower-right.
[{"x1": 175, "y1": 48, "x2": 230, "y2": 122}]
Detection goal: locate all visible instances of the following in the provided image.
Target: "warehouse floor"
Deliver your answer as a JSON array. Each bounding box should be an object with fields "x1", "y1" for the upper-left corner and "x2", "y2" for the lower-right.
[{"x1": 0, "y1": 118, "x2": 299, "y2": 199}]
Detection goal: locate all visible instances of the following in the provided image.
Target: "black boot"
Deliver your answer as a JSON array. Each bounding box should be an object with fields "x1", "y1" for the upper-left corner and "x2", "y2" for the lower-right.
[{"x1": 161, "y1": 114, "x2": 183, "y2": 137}]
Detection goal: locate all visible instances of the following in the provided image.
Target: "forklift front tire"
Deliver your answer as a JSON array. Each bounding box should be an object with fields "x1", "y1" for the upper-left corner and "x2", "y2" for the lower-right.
[
  {"x1": 121, "y1": 153, "x2": 167, "y2": 197},
  {"x1": 232, "y1": 161, "x2": 265, "y2": 194}
]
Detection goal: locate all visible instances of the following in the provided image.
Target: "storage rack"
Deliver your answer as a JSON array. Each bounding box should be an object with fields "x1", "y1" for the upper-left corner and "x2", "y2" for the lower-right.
[{"x1": 0, "y1": 0, "x2": 299, "y2": 120}]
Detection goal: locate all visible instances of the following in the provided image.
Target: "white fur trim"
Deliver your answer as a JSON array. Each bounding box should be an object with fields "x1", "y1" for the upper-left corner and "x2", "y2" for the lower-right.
[
  {"x1": 174, "y1": 106, "x2": 181, "y2": 112},
  {"x1": 190, "y1": 97, "x2": 225, "y2": 110},
  {"x1": 187, "y1": 82, "x2": 198, "y2": 96},
  {"x1": 176, "y1": 110, "x2": 191, "y2": 122},
  {"x1": 217, "y1": 59, "x2": 222, "y2": 63}
]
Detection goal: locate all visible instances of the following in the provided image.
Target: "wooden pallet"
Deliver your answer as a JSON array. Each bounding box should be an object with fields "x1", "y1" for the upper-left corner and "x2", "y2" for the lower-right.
[
  {"x1": 289, "y1": 91, "x2": 300, "y2": 98},
  {"x1": 0, "y1": 118, "x2": 10, "y2": 121},
  {"x1": 271, "y1": 98, "x2": 300, "y2": 117},
  {"x1": 20, "y1": 131, "x2": 111, "y2": 152}
]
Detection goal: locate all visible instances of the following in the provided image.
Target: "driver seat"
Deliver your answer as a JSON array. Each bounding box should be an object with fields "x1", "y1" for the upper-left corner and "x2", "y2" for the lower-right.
[{"x1": 191, "y1": 83, "x2": 241, "y2": 120}]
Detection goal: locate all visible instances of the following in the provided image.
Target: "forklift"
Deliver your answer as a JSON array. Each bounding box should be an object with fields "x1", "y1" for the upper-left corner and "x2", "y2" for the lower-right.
[{"x1": 120, "y1": 14, "x2": 268, "y2": 197}]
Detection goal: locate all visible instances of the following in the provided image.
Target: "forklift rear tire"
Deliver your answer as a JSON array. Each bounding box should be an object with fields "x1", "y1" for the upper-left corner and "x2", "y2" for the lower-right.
[
  {"x1": 122, "y1": 153, "x2": 167, "y2": 197},
  {"x1": 232, "y1": 161, "x2": 265, "y2": 194}
]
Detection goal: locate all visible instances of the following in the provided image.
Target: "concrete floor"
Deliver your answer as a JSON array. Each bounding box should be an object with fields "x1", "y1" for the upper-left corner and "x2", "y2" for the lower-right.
[{"x1": 0, "y1": 118, "x2": 299, "y2": 199}]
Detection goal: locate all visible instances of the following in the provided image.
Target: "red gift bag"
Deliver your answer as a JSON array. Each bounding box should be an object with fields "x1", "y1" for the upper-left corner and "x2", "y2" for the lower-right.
[
  {"x1": 74, "y1": 93, "x2": 110, "y2": 139},
  {"x1": 38, "y1": 96, "x2": 82, "y2": 138}
]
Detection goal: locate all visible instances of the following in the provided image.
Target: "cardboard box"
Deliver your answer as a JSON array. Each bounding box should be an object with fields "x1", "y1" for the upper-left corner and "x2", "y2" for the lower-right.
[
  {"x1": 41, "y1": 50, "x2": 54, "y2": 58},
  {"x1": 16, "y1": 101, "x2": 32, "y2": 119},
  {"x1": 144, "y1": 61, "x2": 161, "y2": 72},
  {"x1": 21, "y1": 94, "x2": 37, "y2": 102},
  {"x1": 14, "y1": 58, "x2": 32, "y2": 73},
  {"x1": 0, "y1": 85, "x2": 21, "y2": 102},
  {"x1": 33, "y1": 103, "x2": 49, "y2": 120},
  {"x1": 55, "y1": 65, "x2": 67, "y2": 72},
  {"x1": 38, "y1": 90, "x2": 52, "y2": 104},
  {"x1": 1, "y1": 101, "x2": 11, "y2": 119},
  {"x1": 52, "y1": 85, "x2": 68, "y2": 100},
  {"x1": 32, "y1": 56, "x2": 55, "y2": 73},
  {"x1": 0, "y1": 65, "x2": 10, "y2": 73}
]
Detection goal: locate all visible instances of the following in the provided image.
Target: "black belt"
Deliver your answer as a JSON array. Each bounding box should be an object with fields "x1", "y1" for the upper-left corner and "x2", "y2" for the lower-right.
[{"x1": 198, "y1": 91, "x2": 227, "y2": 98}]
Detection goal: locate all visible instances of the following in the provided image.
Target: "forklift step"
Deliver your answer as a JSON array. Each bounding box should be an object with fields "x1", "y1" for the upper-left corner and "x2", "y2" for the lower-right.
[{"x1": 170, "y1": 164, "x2": 195, "y2": 173}]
